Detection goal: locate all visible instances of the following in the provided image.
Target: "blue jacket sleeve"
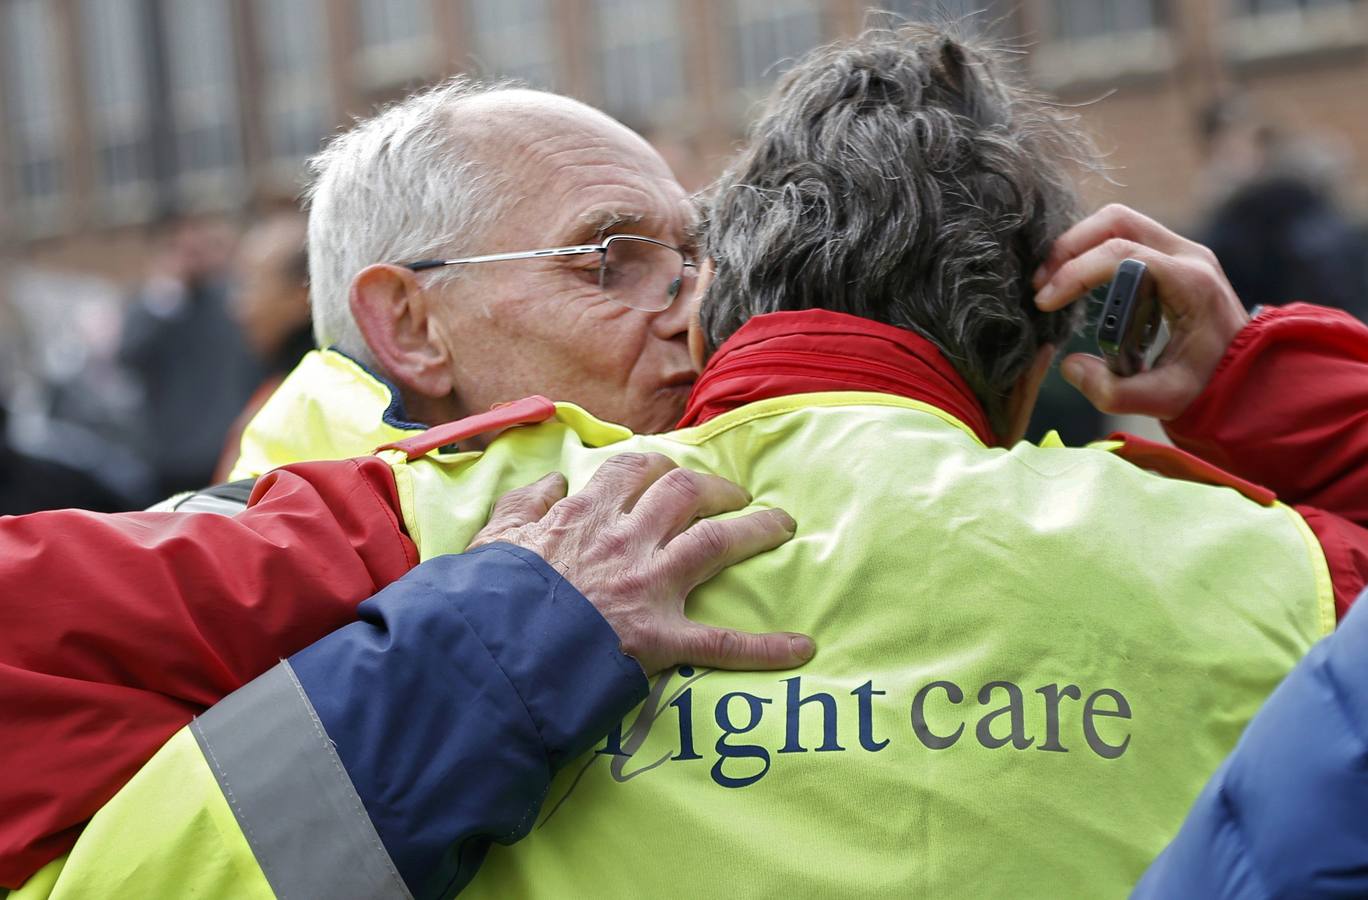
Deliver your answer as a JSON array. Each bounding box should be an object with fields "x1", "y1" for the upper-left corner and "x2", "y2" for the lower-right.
[
  {"x1": 1133, "y1": 586, "x2": 1368, "y2": 900},
  {"x1": 287, "y1": 542, "x2": 649, "y2": 899}
]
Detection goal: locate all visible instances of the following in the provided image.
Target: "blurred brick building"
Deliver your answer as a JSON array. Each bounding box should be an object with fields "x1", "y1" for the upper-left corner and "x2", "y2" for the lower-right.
[{"x1": 2, "y1": 0, "x2": 1366, "y2": 284}]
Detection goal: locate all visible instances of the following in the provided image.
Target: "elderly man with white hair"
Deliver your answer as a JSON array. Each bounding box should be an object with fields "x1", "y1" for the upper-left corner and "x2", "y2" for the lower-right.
[{"x1": 226, "y1": 79, "x2": 703, "y2": 480}]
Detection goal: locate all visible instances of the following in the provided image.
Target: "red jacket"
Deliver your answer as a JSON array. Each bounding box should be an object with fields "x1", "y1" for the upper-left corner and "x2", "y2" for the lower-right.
[
  {"x1": 0, "y1": 457, "x2": 417, "y2": 885},
  {"x1": 4, "y1": 303, "x2": 1366, "y2": 885}
]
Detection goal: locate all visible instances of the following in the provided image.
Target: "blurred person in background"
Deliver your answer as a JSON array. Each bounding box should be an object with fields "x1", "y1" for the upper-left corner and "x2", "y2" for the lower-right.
[
  {"x1": 118, "y1": 214, "x2": 261, "y2": 499},
  {"x1": 212, "y1": 209, "x2": 315, "y2": 482},
  {"x1": 1199, "y1": 94, "x2": 1368, "y2": 322},
  {"x1": 0, "y1": 264, "x2": 126, "y2": 514}
]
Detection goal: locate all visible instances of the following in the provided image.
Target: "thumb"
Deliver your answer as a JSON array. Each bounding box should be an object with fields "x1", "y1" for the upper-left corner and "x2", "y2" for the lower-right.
[
  {"x1": 666, "y1": 625, "x2": 816, "y2": 674},
  {"x1": 1061, "y1": 352, "x2": 1202, "y2": 421},
  {"x1": 1060, "y1": 354, "x2": 1126, "y2": 414}
]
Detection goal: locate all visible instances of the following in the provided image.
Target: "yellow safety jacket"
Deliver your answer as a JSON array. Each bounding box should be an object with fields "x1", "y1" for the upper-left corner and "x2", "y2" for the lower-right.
[
  {"x1": 373, "y1": 391, "x2": 1331, "y2": 897},
  {"x1": 227, "y1": 349, "x2": 431, "y2": 480},
  {"x1": 14, "y1": 348, "x2": 1331, "y2": 898}
]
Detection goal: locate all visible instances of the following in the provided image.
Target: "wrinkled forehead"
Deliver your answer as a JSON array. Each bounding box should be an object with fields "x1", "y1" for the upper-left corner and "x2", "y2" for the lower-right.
[{"x1": 460, "y1": 91, "x2": 694, "y2": 244}]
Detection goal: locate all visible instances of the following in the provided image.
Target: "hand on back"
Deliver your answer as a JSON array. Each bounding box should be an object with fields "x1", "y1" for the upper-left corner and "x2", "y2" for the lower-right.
[{"x1": 469, "y1": 452, "x2": 813, "y2": 676}]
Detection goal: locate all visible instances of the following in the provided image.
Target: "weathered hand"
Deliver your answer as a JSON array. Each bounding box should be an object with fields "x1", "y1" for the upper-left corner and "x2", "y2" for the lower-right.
[
  {"x1": 468, "y1": 452, "x2": 813, "y2": 676},
  {"x1": 1033, "y1": 203, "x2": 1250, "y2": 420}
]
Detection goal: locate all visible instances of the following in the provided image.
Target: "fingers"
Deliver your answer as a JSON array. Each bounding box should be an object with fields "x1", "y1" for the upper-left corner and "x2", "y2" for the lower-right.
[
  {"x1": 630, "y1": 467, "x2": 752, "y2": 545},
  {"x1": 1034, "y1": 204, "x2": 1191, "y2": 291},
  {"x1": 466, "y1": 472, "x2": 567, "y2": 550},
  {"x1": 670, "y1": 625, "x2": 816, "y2": 671},
  {"x1": 1033, "y1": 239, "x2": 1164, "y2": 312},
  {"x1": 665, "y1": 507, "x2": 797, "y2": 586},
  {"x1": 1059, "y1": 353, "x2": 1204, "y2": 420},
  {"x1": 575, "y1": 452, "x2": 679, "y2": 514}
]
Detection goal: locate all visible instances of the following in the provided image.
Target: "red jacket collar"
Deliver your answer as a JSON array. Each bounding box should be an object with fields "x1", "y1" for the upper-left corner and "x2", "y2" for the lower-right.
[{"x1": 677, "y1": 309, "x2": 996, "y2": 445}]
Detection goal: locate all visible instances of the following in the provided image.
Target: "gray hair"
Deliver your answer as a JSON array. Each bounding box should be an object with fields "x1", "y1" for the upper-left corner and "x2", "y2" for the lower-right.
[
  {"x1": 700, "y1": 24, "x2": 1098, "y2": 437},
  {"x1": 304, "y1": 76, "x2": 511, "y2": 367}
]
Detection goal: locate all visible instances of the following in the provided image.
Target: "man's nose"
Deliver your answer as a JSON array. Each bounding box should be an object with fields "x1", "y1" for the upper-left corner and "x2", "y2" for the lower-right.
[{"x1": 650, "y1": 288, "x2": 693, "y2": 342}]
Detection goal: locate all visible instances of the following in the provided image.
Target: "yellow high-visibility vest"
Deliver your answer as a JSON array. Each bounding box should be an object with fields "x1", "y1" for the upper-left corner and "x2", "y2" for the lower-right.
[
  {"x1": 365, "y1": 391, "x2": 1332, "y2": 898},
  {"x1": 220, "y1": 347, "x2": 1329, "y2": 896},
  {"x1": 227, "y1": 349, "x2": 426, "y2": 481}
]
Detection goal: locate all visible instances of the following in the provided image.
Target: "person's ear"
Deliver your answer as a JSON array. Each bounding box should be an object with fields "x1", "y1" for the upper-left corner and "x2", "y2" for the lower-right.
[
  {"x1": 687, "y1": 304, "x2": 708, "y2": 374},
  {"x1": 1003, "y1": 343, "x2": 1055, "y2": 446},
  {"x1": 349, "y1": 264, "x2": 453, "y2": 398},
  {"x1": 685, "y1": 260, "x2": 716, "y2": 373}
]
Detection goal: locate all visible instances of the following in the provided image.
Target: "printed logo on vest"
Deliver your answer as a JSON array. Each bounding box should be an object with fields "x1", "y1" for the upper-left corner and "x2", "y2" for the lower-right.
[{"x1": 543, "y1": 668, "x2": 1132, "y2": 824}]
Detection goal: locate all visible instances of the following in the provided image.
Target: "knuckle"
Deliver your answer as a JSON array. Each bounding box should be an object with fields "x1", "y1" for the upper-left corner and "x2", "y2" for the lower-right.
[
  {"x1": 656, "y1": 466, "x2": 705, "y2": 505},
  {"x1": 1101, "y1": 237, "x2": 1138, "y2": 258},
  {"x1": 701, "y1": 629, "x2": 744, "y2": 665},
  {"x1": 1192, "y1": 241, "x2": 1220, "y2": 267},
  {"x1": 599, "y1": 525, "x2": 634, "y2": 559},
  {"x1": 1056, "y1": 259, "x2": 1090, "y2": 293},
  {"x1": 596, "y1": 452, "x2": 652, "y2": 481},
  {"x1": 640, "y1": 452, "x2": 676, "y2": 470},
  {"x1": 1101, "y1": 202, "x2": 1133, "y2": 225},
  {"x1": 552, "y1": 491, "x2": 594, "y2": 520},
  {"x1": 609, "y1": 452, "x2": 652, "y2": 470},
  {"x1": 685, "y1": 519, "x2": 731, "y2": 560},
  {"x1": 616, "y1": 572, "x2": 651, "y2": 605}
]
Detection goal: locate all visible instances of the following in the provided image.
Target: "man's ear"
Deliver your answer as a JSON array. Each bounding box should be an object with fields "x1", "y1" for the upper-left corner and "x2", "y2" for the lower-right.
[
  {"x1": 1003, "y1": 343, "x2": 1055, "y2": 446},
  {"x1": 349, "y1": 264, "x2": 454, "y2": 398},
  {"x1": 686, "y1": 260, "x2": 715, "y2": 373},
  {"x1": 687, "y1": 303, "x2": 708, "y2": 374}
]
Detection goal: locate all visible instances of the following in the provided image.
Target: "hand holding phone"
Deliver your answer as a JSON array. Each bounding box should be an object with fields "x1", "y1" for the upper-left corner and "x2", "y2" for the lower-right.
[{"x1": 1033, "y1": 205, "x2": 1250, "y2": 420}]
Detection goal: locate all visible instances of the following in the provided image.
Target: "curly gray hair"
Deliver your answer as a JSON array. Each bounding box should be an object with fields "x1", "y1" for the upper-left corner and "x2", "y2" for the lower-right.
[{"x1": 700, "y1": 24, "x2": 1098, "y2": 437}]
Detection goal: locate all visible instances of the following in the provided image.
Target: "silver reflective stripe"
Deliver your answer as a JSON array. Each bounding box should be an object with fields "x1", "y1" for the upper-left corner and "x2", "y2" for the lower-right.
[
  {"x1": 191, "y1": 661, "x2": 413, "y2": 900},
  {"x1": 147, "y1": 479, "x2": 257, "y2": 515},
  {"x1": 166, "y1": 492, "x2": 249, "y2": 516},
  {"x1": 145, "y1": 491, "x2": 194, "y2": 513}
]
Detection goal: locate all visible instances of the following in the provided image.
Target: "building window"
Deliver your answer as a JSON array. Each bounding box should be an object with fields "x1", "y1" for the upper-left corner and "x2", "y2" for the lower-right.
[
  {"x1": 1, "y1": 0, "x2": 68, "y2": 231},
  {"x1": 732, "y1": 0, "x2": 824, "y2": 92},
  {"x1": 1227, "y1": 0, "x2": 1363, "y2": 59},
  {"x1": 163, "y1": 0, "x2": 244, "y2": 206},
  {"x1": 254, "y1": 0, "x2": 334, "y2": 181},
  {"x1": 468, "y1": 0, "x2": 555, "y2": 88},
  {"x1": 594, "y1": 0, "x2": 685, "y2": 126},
  {"x1": 354, "y1": 0, "x2": 437, "y2": 89},
  {"x1": 1047, "y1": 0, "x2": 1165, "y2": 41},
  {"x1": 81, "y1": 0, "x2": 155, "y2": 221},
  {"x1": 1033, "y1": 0, "x2": 1173, "y2": 88}
]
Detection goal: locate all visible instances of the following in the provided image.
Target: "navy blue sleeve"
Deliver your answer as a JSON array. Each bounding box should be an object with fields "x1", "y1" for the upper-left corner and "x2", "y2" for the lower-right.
[
  {"x1": 287, "y1": 542, "x2": 649, "y2": 899},
  {"x1": 1133, "y1": 587, "x2": 1368, "y2": 900}
]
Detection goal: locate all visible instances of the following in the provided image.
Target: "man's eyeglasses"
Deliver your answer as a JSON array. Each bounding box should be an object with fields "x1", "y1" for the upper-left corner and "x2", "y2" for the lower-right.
[{"x1": 401, "y1": 234, "x2": 698, "y2": 313}]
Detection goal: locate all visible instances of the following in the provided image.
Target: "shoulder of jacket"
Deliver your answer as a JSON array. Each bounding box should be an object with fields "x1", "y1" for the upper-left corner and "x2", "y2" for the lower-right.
[{"x1": 1093, "y1": 431, "x2": 1276, "y2": 506}]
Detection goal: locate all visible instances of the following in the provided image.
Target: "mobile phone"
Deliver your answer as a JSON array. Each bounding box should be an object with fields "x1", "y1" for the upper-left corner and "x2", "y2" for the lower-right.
[{"x1": 1096, "y1": 258, "x2": 1162, "y2": 377}]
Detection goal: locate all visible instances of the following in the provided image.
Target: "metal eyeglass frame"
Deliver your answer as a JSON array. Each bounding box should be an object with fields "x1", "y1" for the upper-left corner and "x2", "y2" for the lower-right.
[{"x1": 400, "y1": 234, "x2": 699, "y2": 312}]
